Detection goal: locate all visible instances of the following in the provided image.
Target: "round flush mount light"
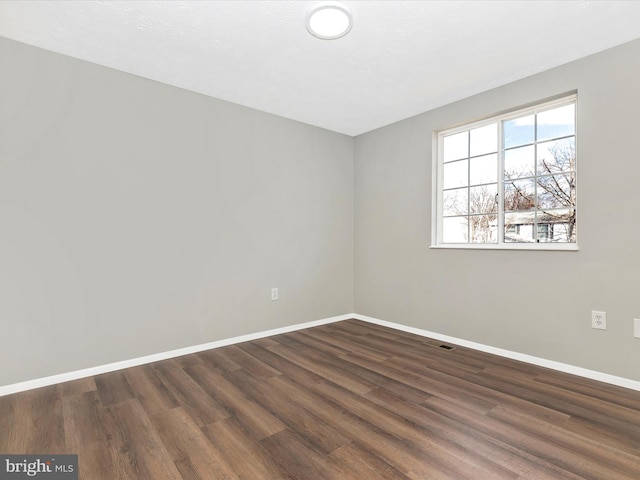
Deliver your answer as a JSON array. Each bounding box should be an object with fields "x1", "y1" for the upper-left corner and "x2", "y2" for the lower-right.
[{"x1": 306, "y1": 1, "x2": 353, "y2": 40}]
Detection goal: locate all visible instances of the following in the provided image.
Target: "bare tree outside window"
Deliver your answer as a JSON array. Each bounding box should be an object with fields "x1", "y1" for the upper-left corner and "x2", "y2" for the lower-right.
[
  {"x1": 537, "y1": 141, "x2": 576, "y2": 241},
  {"x1": 504, "y1": 138, "x2": 576, "y2": 243},
  {"x1": 437, "y1": 96, "x2": 577, "y2": 248}
]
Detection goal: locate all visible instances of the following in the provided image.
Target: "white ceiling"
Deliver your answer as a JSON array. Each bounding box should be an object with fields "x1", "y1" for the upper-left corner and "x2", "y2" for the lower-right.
[{"x1": 1, "y1": 1, "x2": 640, "y2": 136}]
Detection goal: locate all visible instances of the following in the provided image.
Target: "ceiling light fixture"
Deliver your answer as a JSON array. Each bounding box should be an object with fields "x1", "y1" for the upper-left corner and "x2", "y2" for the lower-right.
[{"x1": 306, "y1": 2, "x2": 353, "y2": 40}]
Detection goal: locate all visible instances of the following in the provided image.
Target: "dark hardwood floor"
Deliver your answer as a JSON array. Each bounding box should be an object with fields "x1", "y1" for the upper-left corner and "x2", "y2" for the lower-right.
[{"x1": 1, "y1": 319, "x2": 639, "y2": 479}]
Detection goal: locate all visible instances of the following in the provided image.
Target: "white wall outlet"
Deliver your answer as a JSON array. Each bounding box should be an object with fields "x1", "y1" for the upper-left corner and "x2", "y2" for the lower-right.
[
  {"x1": 591, "y1": 311, "x2": 606, "y2": 330},
  {"x1": 634, "y1": 319, "x2": 640, "y2": 338},
  {"x1": 271, "y1": 287, "x2": 279, "y2": 301}
]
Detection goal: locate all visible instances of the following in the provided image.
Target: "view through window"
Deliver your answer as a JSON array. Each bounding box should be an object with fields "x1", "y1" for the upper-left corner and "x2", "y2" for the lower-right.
[{"x1": 434, "y1": 95, "x2": 577, "y2": 249}]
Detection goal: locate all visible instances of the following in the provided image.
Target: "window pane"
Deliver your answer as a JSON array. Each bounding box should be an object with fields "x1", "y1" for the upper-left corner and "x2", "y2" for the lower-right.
[
  {"x1": 504, "y1": 179, "x2": 536, "y2": 211},
  {"x1": 504, "y1": 114, "x2": 534, "y2": 149},
  {"x1": 470, "y1": 123, "x2": 497, "y2": 157},
  {"x1": 470, "y1": 215, "x2": 497, "y2": 243},
  {"x1": 551, "y1": 223, "x2": 572, "y2": 243},
  {"x1": 443, "y1": 160, "x2": 468, "y2": 189},
  {"x1": 442, "y1": 216, "x2": 468, "y2": 243},
  {"x1": 443, "y1": 131, "x2": 468, "y2": 162},
  {"x1": 537, "y1": 174, "x2": 575, "y2": 209},
  {"x1": 443, "y1": 188, "x2": 468, "y2": 216},
  {"x1": 537, "y1": 208, "x2": 576, "y2": 243},
  {"x1": 537, "y1": 137, "x2": 575, "y2": 175},
  {"x1": 469, "y1": 184, "x2": 497, "y2": 214},
  {"x1": 504, "y1": 145, "x2": 535, "y2": 180},
  {"x1": 537, "y1": 104, "x2": 575, "y2": 141},
  {"x1": 437, "y1": 96, "x2": 576, "y2": 249},
  {"x1": 504, "y1": 212, "x2": 535, "y2": 243},
  {"x1": 536, "y1": 224, "x2": 551, "y2": 242},
  {"x1": 470, "y1": 153, "x2": 497, "y2": 185}
]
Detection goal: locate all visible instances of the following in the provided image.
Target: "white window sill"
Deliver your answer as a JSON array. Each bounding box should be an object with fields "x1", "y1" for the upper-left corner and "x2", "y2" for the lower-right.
[{"x1": 429, "y1": 243, "x2": 579, "y2": 251}]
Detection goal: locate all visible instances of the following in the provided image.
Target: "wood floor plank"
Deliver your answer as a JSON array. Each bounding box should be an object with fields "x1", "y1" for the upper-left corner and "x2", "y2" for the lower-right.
[
  {"x1": 1, "y1": 319, "x2": 639, "y2": 479},
  {"x1": 385, "y1": 354, "x2": 567, "y2": 420},
  {"x1": 124, "y1": 364, "x2": 180, "y2": 416},
  {"x1": 183, "y1": 363, "x2": 286, "y2": 440},
  {"x1": 104, "y1": 399, "x2": 182, "y2": 480},
  {"x1": 151, "y1": 360, "x2": 231, "y2": 427},
  {"x1": 266, "y1": 342, "x2": 377, "y2": 395},
  {"x1": 290, "y1": 372, "x2": 518, "y2": 480},
  {"x1": 563, "y1": 414, "x2": 640, "y2": 456},
  {"x1": 340, "y1": 353, "x2": 438, "y2": 405},
  {"x1": 0, "y1": 391, "x2": 15, "y2": 452},
  {"x1": 224, "y1": 368, "x2": 352, "y2": 455},
  {"x1": 258, "y1": 429, "x2": 341, "y2": 480},
  {"x1": 268, "y1": 372, "x2": 516, "y2": 479},
  {"x1": 328, "y1": 443, "x2": 412, "y2": 480},
  {"x1": 150, "y1": 407, "x2": 240, "y2": 480},
  {"x1": 195, "y1": 348, "x2": 242, "y2": 374},
  {"x1": 272, "y1": 333, "x2": 395, "y2": 391},
  {"x1": 423, "y1": 397, "x2": 587, "y2": 480},
  {"x1": 251, "y1": 337, "x2": 280, "y2": 349},
  {"x1": 381, "y1": 356, "x2": 499, "y2": 414},
  {"x1": 284, "y1": 330, "x2": 353, "y2": 357},
  {"x1": 426, "y1": 396, "x2": 638, "y2": 480},
  {"x1": 300, "y1": 327, "x2": 392, "y2": 362},
  {"x1": 63, "y1": 391, "x2": 123, "y2": 480},
  {"x1": 264, "y1": 374, "x2": 435, "y2": 477},
  {"x1": 534, "y1": 372, "x2": 640, "y2": 410},
  {"x1": 214, "y1": 344, "x2": 282, "y2": 379},
  {"x1": 235, "y1": 340, "x2": 326, "y2": 385},
  {"x1": 477, "y1": 367, "x2": 640, "y2": 439},
  {"x1": 362, "y1": 386, "x2": 563, "y2": 480},
  {"x1": 201, "y1": 416, "x2": 291, "y2": 480},
  {"x1": 487, "y1": 405, "x2": 640, "y2": 478},
  {"x1": 61, "y1": 376, "x2": 97, "y2": 397},
  {"x1": 328, "y1": 320, "x2": 461, "y2": 358},
  {"x1": 0, "y1": 385, "x2": 65, "y2": 453},
  {"x1": 94, "y1": 371, "x2": 136, "y2": 407},
  {"x1": 340, "y1": 329, "x2": 486, "y2": 376}
]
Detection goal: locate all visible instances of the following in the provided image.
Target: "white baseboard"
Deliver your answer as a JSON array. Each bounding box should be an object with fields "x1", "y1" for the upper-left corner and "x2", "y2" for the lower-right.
[
  {"x1": 353, "y1": 313, "x2": 640, "y2": 392},
  {"x1": 0, "y1": 313, "x2": 351, "y2": 397},
  {"x1": 2, "y1": 312, "x2": 639, "y2": 396}
]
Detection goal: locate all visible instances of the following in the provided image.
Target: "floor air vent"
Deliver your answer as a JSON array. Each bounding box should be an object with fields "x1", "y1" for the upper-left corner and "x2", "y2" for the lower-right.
[{"x1": 438, "y1": 344, "x2": 454, "y2": 350}]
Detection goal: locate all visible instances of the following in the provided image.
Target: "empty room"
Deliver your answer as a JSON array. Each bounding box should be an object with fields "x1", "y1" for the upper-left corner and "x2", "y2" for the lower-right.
[{"x1": 1, "y1": 1, "x2": 639, "y2": 479}]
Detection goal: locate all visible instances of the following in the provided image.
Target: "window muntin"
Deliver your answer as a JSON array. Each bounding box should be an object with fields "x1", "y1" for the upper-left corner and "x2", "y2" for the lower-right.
[{"x1": 434, "y1": 96, "x2": 577, "y2": 249}]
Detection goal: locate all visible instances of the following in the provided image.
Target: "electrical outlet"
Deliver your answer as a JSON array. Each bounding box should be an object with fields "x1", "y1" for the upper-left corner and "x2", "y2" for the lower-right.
[
  {"x1": 271, "y1": 288, "x2": 279, "y2": 301},
  {"x1": 634, "y1": 319, "x2": 640, "y2": 338},
  {"x1": 591, "y1": 311, "x2": 606, "y2": 330}
]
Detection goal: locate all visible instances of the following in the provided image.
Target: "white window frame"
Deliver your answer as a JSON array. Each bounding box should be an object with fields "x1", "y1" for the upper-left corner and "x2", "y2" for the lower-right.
[{"x1": 431, "y1": 94, "x2": 578, "y2": 251}]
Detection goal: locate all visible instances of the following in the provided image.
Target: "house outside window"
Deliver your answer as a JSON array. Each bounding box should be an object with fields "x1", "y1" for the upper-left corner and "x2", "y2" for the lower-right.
[{"x1": 432, "y1": 95, "x2": 577, "y2": 250}]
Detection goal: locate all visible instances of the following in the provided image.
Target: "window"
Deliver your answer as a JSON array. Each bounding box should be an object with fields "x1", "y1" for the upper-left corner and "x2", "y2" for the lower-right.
[{"x1": 432, "y1": 95, "x2": 577, "y2": 250}]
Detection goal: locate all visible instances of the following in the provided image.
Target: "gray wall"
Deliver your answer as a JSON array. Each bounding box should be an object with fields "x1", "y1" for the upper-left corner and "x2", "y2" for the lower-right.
[
  {"x1": 355, "y1": 38, "x2": 640, "y2": 381},
  {"x1": 3, "y1": 34, "x2": 640, "y2": 388},
  {"x1": 0, "y1": 37, "x2": 354, "y2": 386}
]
